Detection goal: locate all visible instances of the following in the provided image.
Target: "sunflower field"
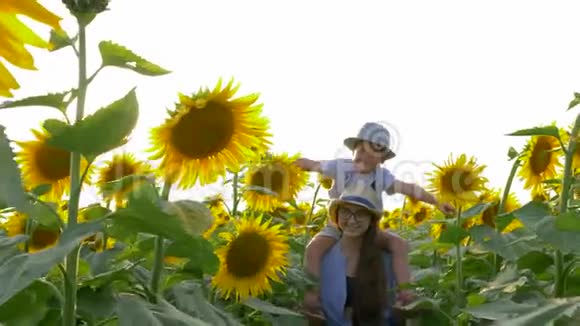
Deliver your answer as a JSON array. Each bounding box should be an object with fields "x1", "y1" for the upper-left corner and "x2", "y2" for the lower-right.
[{"x1": 3, "y1": 1, "x2": 580, "y2": 326}]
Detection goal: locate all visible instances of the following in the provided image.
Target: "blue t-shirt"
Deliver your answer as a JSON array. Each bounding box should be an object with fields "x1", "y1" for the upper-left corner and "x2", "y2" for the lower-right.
[{"x1": 320, "y1": 159, "x2": 395, "y2": 210}]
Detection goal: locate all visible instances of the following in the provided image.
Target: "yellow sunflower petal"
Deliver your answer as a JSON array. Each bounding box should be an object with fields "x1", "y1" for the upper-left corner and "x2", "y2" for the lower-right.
[
  {"x1": 212, "y1": 215, "x2": 289, "y2": 301},
  {"x1": 517, "y1": 129, "x2": 564, "y2": 194},
  {"x1": 96, "y1": 152, "x2": 151, "y2": 206},
  {"x1": 1, "y1": 212, "x2": 60, "y2": 252},
  {"x1": 149, "y1": 78, "x2": 272, "y2": 188}
]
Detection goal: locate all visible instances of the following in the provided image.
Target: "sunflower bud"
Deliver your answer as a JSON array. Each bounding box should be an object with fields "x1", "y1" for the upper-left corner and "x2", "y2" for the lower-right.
[{"x1": 62, "y1": 0, "x2": 109, "y2": 24}]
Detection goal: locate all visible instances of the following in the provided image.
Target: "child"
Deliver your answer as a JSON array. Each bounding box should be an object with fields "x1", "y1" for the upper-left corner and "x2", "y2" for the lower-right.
[{"x1": 295, "y1": 122, "x2": 455, "y2": 307}]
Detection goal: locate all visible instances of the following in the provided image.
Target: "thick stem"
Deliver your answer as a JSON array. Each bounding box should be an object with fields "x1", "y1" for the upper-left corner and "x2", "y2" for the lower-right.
[
  {"x1": 555, "y1": 113, "x2": 580, "y2": 297},
  {"x1": 63, "y1": 20, "x2": 87, "y2": 326},
  {"x1": 493, "y1": 159, "x2": 521, "y2": 273},
  {"x1": 455, "y1": 206, "x2": 463, "y2": 304},
  {"x1": 150, "y1": 181, "x2": 172, "y2": 301}
]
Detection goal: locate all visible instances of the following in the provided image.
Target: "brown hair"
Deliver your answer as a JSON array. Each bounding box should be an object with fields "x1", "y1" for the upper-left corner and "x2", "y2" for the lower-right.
[{"x1": 352, "y1": 218, "x2": 388, "y2": 325}]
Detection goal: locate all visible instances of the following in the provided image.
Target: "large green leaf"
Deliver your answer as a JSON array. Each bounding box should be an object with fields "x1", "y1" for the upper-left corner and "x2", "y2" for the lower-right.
[
  {"x1": 243, "y1": 298, "x2": 303, "y2": 317},
  {"x1": 0, "y1": 92, "x2": 69, "y2": 112},
  {"x1": 77, "y1": 285, "x2": 116, "y2": 320},
  {"x1": 470, "y1": 225, "x2": 539, "y2": 261},
  {"x1": 506, "y1": 126, "x2": 562, "y2": 140},
  {"x1": 0, "y1": 126, "x2": 33, "y2": 216},
  {"x1": 0, "y1": 280, "x2": 56, "y2": 326},
  {"x1": 534, "y1": 216, "x2": 580, "y2": 254},
  {"x1": 438, "y1": 224, "x2": 469, "y2": 245},
  {"x1": 170, "y1": 281, "x2": 242, "y2": 326},
  {"x1": 462, "y1": 299, "x2": 536, "y2": 320},
  {"x1": 165, "y1": 238, "x2": 218, "y2": 275},
  {"x1": 116, "y1": 294, "x2": 210, "y2": 326},
  {"x1": 162, "y1": 200, "x2": 214, "y2": 236},
  {"x1": 495, "y1": 298, "x2": 580, "y2": 325},
  {"x1": 510, "y1": 201, "x2": 551, "y2": 230},
  {"x1": 459, "y1": 203, "x2": 492, "y2": 221},
  {"x1": 43, "y1": 88, "x2": 139, "y2": 159},
  {"x1": 554, "y1": 211, "x2": 580, "y2": 232},
  {"x1": 99, "y1": 41, "x2": 170, "y2": 76},
  {"x1": 0, "y1": 220, "x2": 103, "y2": 306}
]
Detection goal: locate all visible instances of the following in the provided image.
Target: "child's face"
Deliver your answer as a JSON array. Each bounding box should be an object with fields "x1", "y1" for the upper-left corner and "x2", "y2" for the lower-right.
[{"x1": 353, "y1": 141, "x2": 385, "y2": 172}]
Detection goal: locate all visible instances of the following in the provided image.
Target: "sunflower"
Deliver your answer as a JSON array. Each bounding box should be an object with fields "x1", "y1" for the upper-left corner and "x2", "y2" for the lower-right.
[
  {"x1": 149, "y1": 79, "x2": 272, "y2": 188},
  {"x1": 407, "y1": 203, "x2": 433, "y2": 226},
  {"x1": 1, "y1": 212, "x2": 60, "y2": 252},
  {"x1": 475, "y1": 189, "x2": 521, "y2": 232},
  {"x1": 212, "y1": 215, "x2": 289, "y2": 300},
  {"x1": 203, "y1": 194, "x2": 231, "y2": 239},
  {"x1": 318, "y1": 174, "x2": 333, "y2": 190},
  {"x1": 0, "y1": 0, "x2": 61, "y2": 97},
  {"x1": 286, "y1": 202, "x2": 312, "y2": 235},
  {"x1": 96, "y1": 153, "x2": 151, "y2": 207},
  {"x1": 518, "y1": 132, "x2": 563, "y2": 194},
  {"x1": 427, "y1": 154, "x2": 488, "y2": 208},
  {"x1": 16, "y1": 127, "x2": 93, "y2": 202},
  {"x1": 243, "y1": 152, "x2": 309, "y2": 212}
]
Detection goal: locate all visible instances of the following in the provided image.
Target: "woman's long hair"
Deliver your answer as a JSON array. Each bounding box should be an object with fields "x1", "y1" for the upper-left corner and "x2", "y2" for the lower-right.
[{"x1": 352, "y1": 217, "x2": 388, "y2": 325}]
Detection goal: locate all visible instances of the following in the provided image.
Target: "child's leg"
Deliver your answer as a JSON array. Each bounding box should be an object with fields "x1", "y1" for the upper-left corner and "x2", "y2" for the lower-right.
[
  {"x1": 375, "y1": 230, "x2": 411, "y2": 285},
  {"x1": 304, "y1": 225, "x2": 340, "y2": 278}
]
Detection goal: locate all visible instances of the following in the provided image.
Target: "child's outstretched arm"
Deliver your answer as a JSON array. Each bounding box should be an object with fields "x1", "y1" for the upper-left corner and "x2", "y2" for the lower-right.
[
  {"x1": 293, "y1": 158, "x2": 323, "y2": 172},
  {"x1": 389, "y1": 180, "x2": 456, "y2": 215}
]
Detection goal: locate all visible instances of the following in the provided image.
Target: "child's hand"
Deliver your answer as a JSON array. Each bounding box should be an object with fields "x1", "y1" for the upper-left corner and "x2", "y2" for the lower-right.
[
  {"x1": 396, "y1": 289, "x2": 416, "y2": 305},
  {"x1": 303, "y1": 290, "x2": 322, "y2": 311},
  {"x1": 438, "y1": 202, "x2": 456, "y2": 216}
]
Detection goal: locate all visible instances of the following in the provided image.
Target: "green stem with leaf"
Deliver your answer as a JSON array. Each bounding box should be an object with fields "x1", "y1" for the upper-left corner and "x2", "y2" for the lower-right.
[
  {"x1": 455, "y1": 206, "x2": 463, "y2": 304},
  {"x1": 150, "y1": 180, "x2": 172, "y2": 301},
  {"x1": 493, "y1": 158, "x2": 521, "y2": 273},
  {"x1": 555, "y1": 113, "x2": 580, "y2": 297},
  {"x1": 63, "y1": 19, "x2": 88, "y2": 326}
]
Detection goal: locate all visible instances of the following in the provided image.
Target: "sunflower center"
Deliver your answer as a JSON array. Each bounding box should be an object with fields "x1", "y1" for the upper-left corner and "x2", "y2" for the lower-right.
[
  {"x1": 441, "y1": 168, "x2": 475, "y2": 194},
  {"x1": 170, "y1": 100, "x2": 235, "y2": 159},
  {"x1": 36, "y1": 144, "x2": 70, "y2": 181},
  {"x1": 225, "y1": 231, "x2": 270, "y2": 278},
  {"x1": 30, "y1": 228, "x2": 60, "y2": 250},
  {"x1": 250, "y1": 166, "x2": 286, "y2": 196},
  {"x1": 481, "y1": 203, "x2": 499, "y2": 228},
  {"x1": 530, "y1": 137, "x2": 553, "y2": 175}
]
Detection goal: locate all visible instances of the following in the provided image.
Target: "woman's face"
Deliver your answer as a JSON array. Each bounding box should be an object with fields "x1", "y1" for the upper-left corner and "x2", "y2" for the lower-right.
[{"x1": 337, "y1": 203, "x2": 373, "y2": 237}]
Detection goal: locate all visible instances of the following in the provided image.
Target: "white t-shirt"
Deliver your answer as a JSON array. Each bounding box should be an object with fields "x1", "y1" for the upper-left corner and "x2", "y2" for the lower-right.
[{"x1": 320, "y1": 158, "x2": 395, "y2": 211}]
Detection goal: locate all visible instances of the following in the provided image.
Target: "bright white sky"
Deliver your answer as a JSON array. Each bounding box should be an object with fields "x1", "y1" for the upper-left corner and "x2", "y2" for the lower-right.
[{"x1": 2, "y1": 0, "x2": 580, "y2": 211}]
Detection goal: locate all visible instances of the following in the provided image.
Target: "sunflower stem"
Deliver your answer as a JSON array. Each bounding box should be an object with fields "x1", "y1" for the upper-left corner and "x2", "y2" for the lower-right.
[
  {"x1": 493, "y1": 158, "x2": 521, "y2": 274},
  {"x1": 24, "y1": 216, "x2": 33, "y2": 253},
  {"x1": 232, "y1": 172, "x2": 239, "y2": 217},
  {"x1": 302, "y1": 184, "x2": 321, "y2": 261},
  {"x1": 150, "y1": 181, "x2": 172, "y2": 301},
  {"x1": 63, "y1": 18, "x2": 88, "y2": 326},
  {"x1": 455, "y1": 206, "x2": 463, "y2": 305},
  {"x1": 555, "y1": 113, "x2": 580, "y2": 297}
]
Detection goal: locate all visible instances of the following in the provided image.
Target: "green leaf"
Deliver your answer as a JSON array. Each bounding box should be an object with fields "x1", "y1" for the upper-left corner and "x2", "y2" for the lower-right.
[
  {"x1": 162, "y1": 200, "x2": 214, "y2": 236},
  {"x1": 44, "y1": 88, "x2": 139, "y2": 159},
  {"x1": 496, "y1": 298, "x2": 580, "y2": 325},
  {"x1": 462, "y1": 299, "x2": 536, "y2": 320},
  {"x1": 30, "y1": 184, "x2": 52, "y2": 197},
  {"x1": 30, "y1": 202, "x2": 61, "y2": 228},
  {"x1": 243, "y1": 297, "x2": 303, "y2": 317},
  {"x1": 470, "y1": 225, "x2": 539, "y2": 261},
  {"x1": 49, "y1": 29, "x2": 74, "y2": 52},
  {"x1": 99, "y1": 174, "x2": 153, "y2": 199},
  {"x1": 170, "y1": 281, "x2": 243, "y2": 326},
  {"x1": 0, "y1": 280, "x2": 55, "y2": 326},
  {"x1": 508, "y1": 146, "x2": 519, "y2": 160},
  {"x1": 99, "y1": 41, "x2": 170, "y2": 76},
  {"x1": 438, "y1": 224, "x2": 469, "y2": 245},
  {"x1": 517, "y1": 251, "x2": 554, "y2": 274},
  {"x1": 568, "y1": 92, "x2": 580, "y2": 111},
  {"x1": 0, "y1": 92, "x2": 69, "y2": 112},
  {"x1": 535, "y1": 216, "x2": 580, "y2": 254},
  {"x1": 510, "y1": 201, "x2": 551, "y2": 230},
  {"x1": 507, "y1": 125, "x2": 562, "y2": 140},
  {"x1": 77, "y1": 285, "x2": 116, "y2": 319},
  {"x1": 0, "y1": 220, "x2": 102, "y2": 306},
  {"x1": 0, "y1": 126, "x2": 33, "y2": 216},
  {"x1": 554, "y1": 211, "x2": 580, "y2": 232},
  {"x1": 165, "y1": 237, "x2": 219, "y2": 275},
  {"x1": 116, "y1": 294, "x2": 210, "y2": 326},
  {"x1": 460, "y1": 203, "x2": 492, "y2": 221}
]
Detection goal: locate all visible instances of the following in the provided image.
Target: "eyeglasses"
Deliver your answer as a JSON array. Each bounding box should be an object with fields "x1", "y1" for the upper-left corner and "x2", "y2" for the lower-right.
[{"x1": 337, "y1": 206, "x2": 372, "y2": 224}]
